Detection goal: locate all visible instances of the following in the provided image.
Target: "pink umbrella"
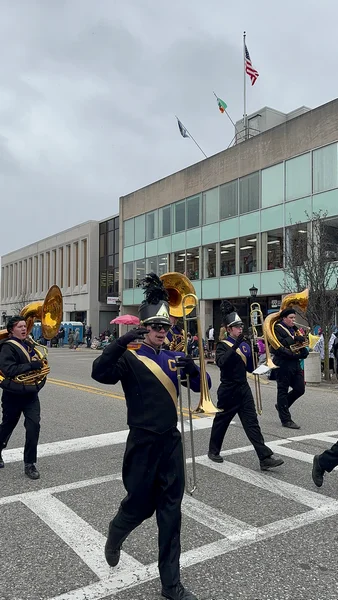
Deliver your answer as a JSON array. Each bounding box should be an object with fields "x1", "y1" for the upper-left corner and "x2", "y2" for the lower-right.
[{"x1": 110, "y1": 314, "x2": 140, "y2": 325}]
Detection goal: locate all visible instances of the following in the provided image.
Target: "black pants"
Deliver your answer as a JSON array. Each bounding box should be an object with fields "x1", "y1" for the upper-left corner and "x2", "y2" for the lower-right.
[
  {"x1": 318, "y1": 440, "x2": 338, "y2": 473},
  {"x1": 208, "y1": 382, "x2": 272, "y2": 461},
  {"x1": 0, "y1": 391, "x2": 41, "y2": 464},
  {"x1": 107, "y1": 427, "x2": 184, "y2": 589},
  {"x1": 276, "y1": 365, "x2": 305, "y2": 424}
]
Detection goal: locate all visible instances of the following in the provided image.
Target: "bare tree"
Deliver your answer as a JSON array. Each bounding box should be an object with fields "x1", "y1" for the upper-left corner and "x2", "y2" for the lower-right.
[
  {"x1": 12, "y1": 291, "x2": 31, "y2": 315},
  {"x1": 283, "y1": 211, "x2": 338, "y2": 380}
]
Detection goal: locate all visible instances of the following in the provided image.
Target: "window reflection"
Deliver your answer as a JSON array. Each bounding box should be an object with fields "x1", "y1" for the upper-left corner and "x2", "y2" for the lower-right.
[
  {"x1": 147, "y1": 256, "x2": 158, "y2": 273},
  {"x1": 186, "y1": 196, "x2": 200, "y2": 229},
  {"x1": 124, "y1": 262, "x2": 134, "y2": 289},
  {"x1": 174, "y1": 251, "x2": 186, "y2": 274},
  {"x1": 239, "y1": 235, "x2": 257, "y2": 273},
  {"x1": 158, "y1": 254, "x2": 168, "y2": 276},
  {"x1": 135, "y1": 259, "x2": 146, "y2": 286},
  {"x1": 186, "y1": 248, "x2": 199, "y2": 280},
  {"x1": 204, "y1": 245, "x2": 216, "y2": 278},
  {"x1": 267, "y1": 229, "x2": 283, "y2": 270},
  {"x1": 220, "y1": 241, "x2": 236, "y2": 275}
]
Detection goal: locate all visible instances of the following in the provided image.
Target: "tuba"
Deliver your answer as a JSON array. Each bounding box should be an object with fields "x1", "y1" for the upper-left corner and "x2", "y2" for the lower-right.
[
  {"x1": 263, "y1": 289, "x2": 309, "y2": 352},
  {"x1": 0, "y1": 285, "x2": 63, "y2": 388}
]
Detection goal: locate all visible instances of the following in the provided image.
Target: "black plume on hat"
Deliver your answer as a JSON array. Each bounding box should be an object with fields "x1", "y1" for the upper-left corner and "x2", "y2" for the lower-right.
[
  {"x1": 220, "y1": 300, "x2": 236, "y2": 318},
  {"x1": 220, "y1": 299, "x2": 243, "y2": 327},
  {"x1": 139, "y1": 272, "x2": 169, "y2": 305}
]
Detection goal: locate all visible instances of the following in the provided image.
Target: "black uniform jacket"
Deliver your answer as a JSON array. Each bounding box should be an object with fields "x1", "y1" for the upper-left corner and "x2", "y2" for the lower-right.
[
  {"x1": 92, "y1": 341, "x2": 207, "y2": 434},
  {"x1": 273, "y1": 322, "x2": 308, "y2": 367},
  {"x1": 0, "y1": 338, "x2": 45, "y2": 395},
  {"x1": 216, "y1": 337, "x2": 253, "y2": 386}
]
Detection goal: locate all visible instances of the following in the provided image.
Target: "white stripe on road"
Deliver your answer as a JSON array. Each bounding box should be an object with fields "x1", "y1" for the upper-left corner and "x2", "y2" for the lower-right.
[
  {"x1": 290, "y1": 431, "x2": 338, "y2": 441},
  {"x1": 22, "y1": 494, "x2": 142, "y2": 578},
  {"x1": 182, "y1": 494, "x2": 256, "y2": 538}
]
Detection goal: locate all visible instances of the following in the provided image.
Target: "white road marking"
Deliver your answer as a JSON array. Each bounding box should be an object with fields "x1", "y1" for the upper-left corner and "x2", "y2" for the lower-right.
[
  {"x1": 290, "y1": 431, "x2": 338, "y2": 441},
  {"x1": 182, "y1": 494, "x2": 256, "y2": 538},
  {"x1": 22, "y1": 494, "x2": 142, "y2": 578}
]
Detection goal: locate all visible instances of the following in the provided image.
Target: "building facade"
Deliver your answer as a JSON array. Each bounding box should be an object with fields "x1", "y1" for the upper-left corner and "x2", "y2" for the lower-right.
[
  {"x1": 98, "y1": 214, "x2": 120, "y2": 334},
  {"x1": 119, "y1": 99, "x2": 338, "y2": 336}
]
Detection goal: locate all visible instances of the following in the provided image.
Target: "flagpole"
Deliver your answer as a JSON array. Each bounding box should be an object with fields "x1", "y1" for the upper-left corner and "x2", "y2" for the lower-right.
[
  {"x1": 243, "y1": 31, "x2": 248, "y2": 140},
  {"x1": 213, "y1": 92, "x2": 245, "y2": 142},
  {"x1": 175, "y1": 115, "x2": 208, "y2": 158}
]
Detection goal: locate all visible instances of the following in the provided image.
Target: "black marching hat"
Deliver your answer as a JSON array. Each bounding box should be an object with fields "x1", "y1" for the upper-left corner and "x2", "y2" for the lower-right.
[
  {"x1": 220, "y1": 300, "x2": 243, "y2": 327},
  {"x1": 279, "y1": 308, "x2": 296, "y2": 319},
  {"x1": 138, "y1": 273, "x2": 171, "y2": 325}
]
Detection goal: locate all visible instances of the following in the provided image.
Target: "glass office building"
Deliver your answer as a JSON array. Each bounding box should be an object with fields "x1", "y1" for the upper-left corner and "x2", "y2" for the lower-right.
[{"x1": 120, "y1": 100, "x2": 338, "y2": 335}]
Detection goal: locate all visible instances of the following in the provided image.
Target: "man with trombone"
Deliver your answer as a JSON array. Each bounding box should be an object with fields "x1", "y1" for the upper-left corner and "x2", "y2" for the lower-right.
[
  {"x1": 208, "y1": 300, "x2": 284, "y2": 472},
  {"x1": 92, "y1": 273, "x2": 210, "y2": 600}
]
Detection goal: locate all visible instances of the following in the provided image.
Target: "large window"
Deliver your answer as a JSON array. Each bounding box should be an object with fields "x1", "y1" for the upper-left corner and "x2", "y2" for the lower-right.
[
  {"x1": 203, "y1": 188, "x2": 219, "y2": 225},
  {"x1": 261, "y1": 163, "x2": 284, "y2": 207},
  {"x1": 124, "y1": 262, "x2": 134, "y2": 289},
  {"x1": 286, "y1": 224, "x2": 308, "y2": 267},
  {"x1": 266, "y1": 229, "x2": 283, "y2": 270},
  {"x1": 220, "y1": 240, "x2": 236, "y2": 276},
  {"x1": 286, "y1": 153, "x2": 311, "y2": 201},
  {"x1": 174, "y1": 251, "x2": 186, "y2": 274},
  {"x1": 186, "y1": 247, "x2": 199, "y2": 280},
  {"x1": 147, "y1": 256, "x2": 158, "y2": 273},
  {"x1": 159, "y1": 206, "x2": 171, "y2": 236},
  {"x1": 324, "y1": 218, "x2": 338, "y2": 262},
  {"x1": 124, "y1": 219, "x2": 134, "y2": 247},
  {"x1": 220, "y1": 180, "x2": 238, "y2": 220},
  {"x1": 204, "y1": 244, "x2": 216, "y2": 278},
  {"x1": 135, "y1": 259, "x2": 146, "y2": 286},
  {"x1": 174, "y1": 201, "x2": 185, "y2": 232},
  {"x1": 158, "y1": 254, "x2": 168, "y2": 276},
  {"x1": 313, "y1": 143, "x2": 338, "y2": 194},
  {"x1": 239, "y1": 235, "x2": 257, "y2": 273},
  {"x1": 146, "y1": 211, "x2": 158, "y2": 241},
  {"x1": 186, "y1": 195, "x2": 200, "y2": 229},
  {"x1": 134, "y1": 214, "x2": 145, "y2": 244},
  {"x1": 239, "y1": 172, "x2": 260, "y2": 214}
]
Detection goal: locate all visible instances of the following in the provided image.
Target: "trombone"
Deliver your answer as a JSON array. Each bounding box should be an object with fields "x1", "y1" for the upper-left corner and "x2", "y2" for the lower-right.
[{"x1": 249, "y1": 302, "x2": 278, "y2": 415}]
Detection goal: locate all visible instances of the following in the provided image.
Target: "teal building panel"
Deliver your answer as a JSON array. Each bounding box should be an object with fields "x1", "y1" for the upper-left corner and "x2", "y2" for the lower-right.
[
  {"x1": 239, "y1": 273, "x2": 260, "y2": 297},
  {"x1": 146, "y1": 240, "x2": 158, "y2": 256},
  {"x1": 285, "y1": 197, "x2": 311, "y2": 225},
  {"x1": 157, "y1": 236, "x2": 172, "y2": 254},
  {"x1": 219, "y1": 275, "x2": 239, "y2": 298},
  {"x1": 123, "y1": 246, "x2": 134, "y2": 263},
  {"x1": 122, "y1": 289, "x2": 134, "y2": 305},
  {"x1": 313, "y1": 189, "x2": 338, "y2": 217},
  {"x1": 134, "y1": 243, "x2": 145, "y2": 260},
  {"x1": 260, "y1": 205, "x2": 284, "y2": 232},
  {"x1": 202, "y1": 278, "x2": 220, "y2": 299},
  {"x1": 133, "y1": 288, "x2": 144, "y2": 305},
  {"x1": 192, "y1": 280, "x2": 201, "y2": 298},
  {"x1": 202, "y1": 223, "x2": 219, "y2": 245},
  {"x1": 260, "y1": 270, "x2": 284, "y2": 295},
  {"x1": 239, "y1": 212, "x2": 260, "y2": 236},
  {"x1": 171, "y1": 232, "x2": 186, "y2": 252},
  {"x1": 219, "y1": 218, "x2": 239, "y2": 241},
  {"x1": 186, "y1": 227, "x2": 202, "y2": 249}
]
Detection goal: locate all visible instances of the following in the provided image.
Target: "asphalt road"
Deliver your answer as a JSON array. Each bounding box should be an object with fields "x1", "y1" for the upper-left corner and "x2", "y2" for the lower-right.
[{"x1": 1, "y1": 347, "x2": 338, "y2": 600}]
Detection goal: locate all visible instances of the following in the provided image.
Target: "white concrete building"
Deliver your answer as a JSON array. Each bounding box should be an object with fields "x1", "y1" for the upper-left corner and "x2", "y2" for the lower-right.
[{"x1": 1, "y1": 221, "x2": 100, "y2": 334}]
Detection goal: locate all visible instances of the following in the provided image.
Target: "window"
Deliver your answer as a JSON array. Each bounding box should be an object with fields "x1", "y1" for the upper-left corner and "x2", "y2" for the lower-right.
[
  {"x1": 134, "y1": 214, "x2": 146, "y2": 244},
  {"x1": 266, "y1": 229, "x2": 283, "y2": 270},
  {"x1": 59, "y1": 248, "x2": 64, "y2": 288},
  {"x1": 124, "y1": 219, "x2": 134, "y2": 247},
  {"x1": 186, "y1": 248, "x2": 199, "y2": 280},
  {"x1": 285, "y1": 153, "x2": 311, "y2": 201},
  {"x1": 108, "y1": 219, "x2": 114, "y2": 231},
  {"x1": 100, "y1": 233, "x2": 106, "y2": 258},
  {"x1": 239, "y1": 235, "x2": 257, "y2": 273},
  {"x1": 174, "y1": 200, "x2": 185, "y2": 232},
  {"x1": 74, "y1": 242, "x2": 79, "y2": 286},
  {"x1": 203, "y1": 188, "x2": 219, "y2": 225},
  {"x1": 107, "y1": 231, "x2": 114, "y2": 255},
  {"x1": 186, "y1": 195, "x2": 200, "y2": 229},
  {"x1": 158, "y1": 254, "x2": 168, "y2": 276},
  {"x1": 174, "y1": 251, "x2": 186, "y2": 274},
  {"x1": 135, "y1": 259, "x2": 145, "y2": 286},
  {"x1": 323, "y1": 218, "x2": 338, "y2": 262},
  {"x1": 147, "y1": 256, "x2": 158, "y2": 273},
  {"x1": 204, "y1": 245, "x2": 216, "y2": 278},
  {"x1": 261, "y1": 163, "x2": 284, "y2": 207},
  {"x1": 239, "y1": 172, "x2": 260, "y2": 214},
  {"x1": 220, "y1": 240, "x2": 236, "y2": 276},
  {"x1": 146, "y1": 211, "x2": 158, "y2": 241},
  {"x1": 114, "y1": 216, "x2": 119, "y2": 230},
  {"x1": 313, "y1": 143, "x2": 338, "y2": 194},
  {"x1": 100, "y1": 221, "x2": 107, "y2": 234},
  {"x1": 220, "y1": 180, "x2": 238, "y2": 220},
  {"x1": 113, "y1": 268, "x2": 119, "y2": 295},
  {"x1": 286, "y1": 224, "x2": 308, "y2": 267},
  {"x1": 159, "y1": 206, "x2": 171, "y2": 236},
  {"x1": 124, "y1": 262, "x2": 134, "y2": 289}
]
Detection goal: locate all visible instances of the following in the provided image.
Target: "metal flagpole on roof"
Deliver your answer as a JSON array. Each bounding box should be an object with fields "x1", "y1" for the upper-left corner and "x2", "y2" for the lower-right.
[
  {"x1": 175, "y1": 116, "x2": 208, "y2": 159},
  {"x1": 243, "y1": 31, "x2": 248, "y2": 140}
]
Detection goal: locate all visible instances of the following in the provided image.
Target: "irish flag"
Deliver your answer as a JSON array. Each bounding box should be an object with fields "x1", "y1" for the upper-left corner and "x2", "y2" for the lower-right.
[{"x1": 216, "y1": 96, "x2": 227, "y2": 113}]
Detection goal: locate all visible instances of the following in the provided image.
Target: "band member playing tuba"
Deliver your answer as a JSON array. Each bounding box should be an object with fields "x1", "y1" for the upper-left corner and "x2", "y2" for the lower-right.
[
  {"x1": 163, "y1": 314, "x2": 185, "y2": 352},
  {"x1": 273, "y1": 308, "x2": 309, "y2": 429},
  {"x1": 208, "y1": 300, "x2": 284, "y2": 471},
  {"x1": 92, "y1": 272, "x2": 210, "y2": 600},
  {"x1": 0, "y1": 316, "x2": 46, "y2": 479}
]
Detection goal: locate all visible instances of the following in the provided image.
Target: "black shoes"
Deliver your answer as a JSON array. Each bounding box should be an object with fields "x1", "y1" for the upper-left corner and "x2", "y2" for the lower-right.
[
  {"x1": 207, "y1": 451, "x2": 223, "y2": 463},
  {"x1": 104, "y1": 540, "x2": 121, "y2": 567},
  {"x1": 24, "y1": 464, "x2": 40, "y2": 480},
  {"x1": 312, "y1": 455, "x2": 325, "y2": 487},
  {"x1": 260, "y1": 455, "x2": 284, "y2": 471},
  {"x1": 282, "y1": 420, "x2": 300, "y2": 430},
  {"x1": 0, "y1": 451, "x2": 4, "y2": 468},
  {"x1": 162, "y1": 582, "x2": 198, "y2": 600}
]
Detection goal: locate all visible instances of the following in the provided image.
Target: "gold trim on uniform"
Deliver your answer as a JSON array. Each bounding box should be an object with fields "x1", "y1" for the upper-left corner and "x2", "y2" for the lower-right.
[
  {"x1": 223, "y1": 339, "x2": 247, "y2": 365},
  {"x1": 128, "y1": 350, "x2": 178, "y2": 407}
]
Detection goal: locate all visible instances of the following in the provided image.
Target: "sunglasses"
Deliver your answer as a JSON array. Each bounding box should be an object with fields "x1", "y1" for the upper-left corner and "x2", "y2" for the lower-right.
[{"x1": 149, "y1": 324, "x2": 171, "y2": 332}]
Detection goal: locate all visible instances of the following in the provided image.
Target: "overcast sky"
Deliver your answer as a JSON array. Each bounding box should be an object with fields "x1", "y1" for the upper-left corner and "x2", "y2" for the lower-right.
[{"x1": 0, "y1": 0, "x2": 337, "y2": 256}]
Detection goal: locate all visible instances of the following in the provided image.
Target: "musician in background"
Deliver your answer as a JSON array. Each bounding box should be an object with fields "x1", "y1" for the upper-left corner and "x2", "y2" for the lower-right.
[
  {"x1": 208, "y1": 300, "x2": 284, "y2": 472},
  {"x1": 273, "y1": 308, "x2": 309, "y2": 429},
  {"x1": 0, "y1": 316, "x2": 45, "y2": 479},
  {"x1": 312, "y1": 440, "x2": 338, "y2": 488},
  {"x1": 163, "y1": 314, "x2": 185, "y2": 351},
  {"x1": 92, "y1": 273, "x2": 209, "y2": 600}
]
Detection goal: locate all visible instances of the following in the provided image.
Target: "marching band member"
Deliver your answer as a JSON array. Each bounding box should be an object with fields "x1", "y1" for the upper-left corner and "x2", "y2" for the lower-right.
[
  {"x1": 208, "y1": 300, "x2": 284, "y2": 472},
  {"x1": 312, "y1": 442, "x2": 338, "y2": 488},
  {"x1": 92, "y1": 273, "x2": 210, "y2": 600},
  {"x1": 163, "y1": 314, "x2": 185, "y2": 351},
  {"x1": 273, "y1": 308, "x2": 309, "y2": 429}
]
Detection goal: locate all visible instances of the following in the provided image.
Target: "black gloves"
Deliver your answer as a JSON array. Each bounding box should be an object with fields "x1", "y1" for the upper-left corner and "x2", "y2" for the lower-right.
[
  {"x1": 30, "y1": 360, "x2": 43, "y2": 371},
  {"x1": 253, "y1": 343, "x2": 259, "y2": 355},
  {"x1": 117, "y1": 327, "x2": 149, "y2": 348},
  {"x1": 233, "y1": 334, "x2": 244, "y2": 350},
  {"x1": 176, "y1": 355, "x2": 199, "y2": 376}
]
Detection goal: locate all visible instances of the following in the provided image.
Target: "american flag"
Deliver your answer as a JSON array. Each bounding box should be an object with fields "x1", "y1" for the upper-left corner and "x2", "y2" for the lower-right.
[{"x1": 245, "y1": 43, "x2": 259, "y2": 86}]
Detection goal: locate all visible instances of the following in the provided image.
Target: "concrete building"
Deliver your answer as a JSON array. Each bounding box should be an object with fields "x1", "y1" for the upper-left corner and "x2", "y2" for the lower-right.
[{"x1": 119, "y1": 98, "x2": 338, "y2": 336}]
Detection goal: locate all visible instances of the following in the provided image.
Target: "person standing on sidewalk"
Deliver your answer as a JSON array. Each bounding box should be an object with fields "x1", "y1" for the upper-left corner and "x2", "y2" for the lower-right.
[{"x1": 208, "y1": 299, "x2": 284, "y2": 472}]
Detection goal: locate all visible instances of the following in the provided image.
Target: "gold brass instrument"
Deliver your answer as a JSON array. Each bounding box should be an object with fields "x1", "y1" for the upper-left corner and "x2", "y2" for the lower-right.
[
  {"x1": 263, "y1": 289, "x2": 309, "y2": 354},
  {"x1": 0, "y1": 285, "x2": 63, "y2": 387},
  {"x1": 249, "y1": 302, "x2": 278, "y2": 415}
]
